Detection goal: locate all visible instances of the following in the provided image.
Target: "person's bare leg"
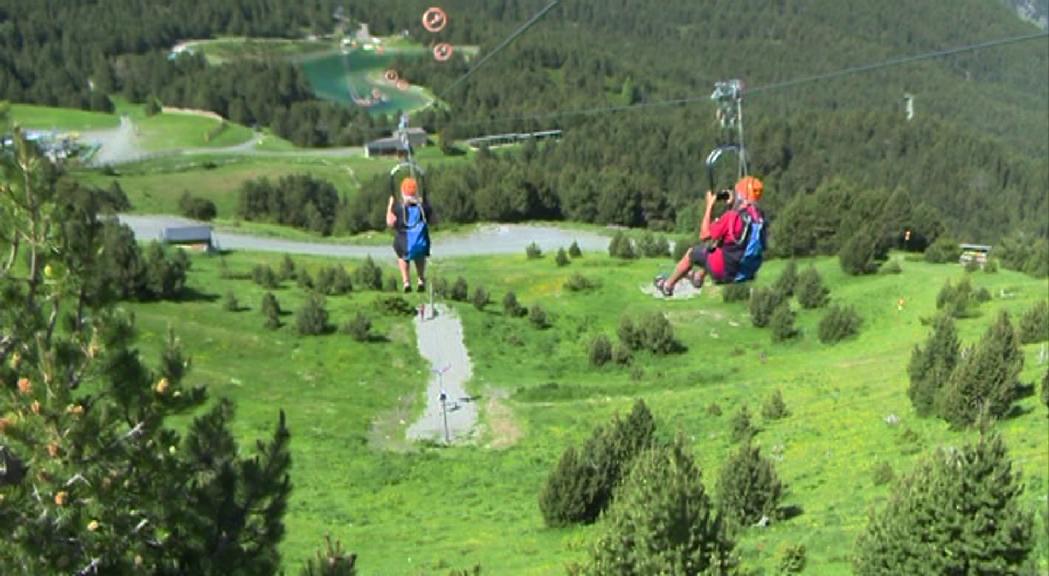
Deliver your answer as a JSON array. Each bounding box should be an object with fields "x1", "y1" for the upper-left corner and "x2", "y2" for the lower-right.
[
  {"x1": 398, "y1": 259, "x2": 411, "y2": 288},
  {"x1": 664, "y1": 249, "x2": 694, "y2": 291},
  {"x1": 692, "y1": 267, "x2": 707, "y2": 288},
  {"x1": 414, "y1": 258, "x2": 427, "y2": 288}
]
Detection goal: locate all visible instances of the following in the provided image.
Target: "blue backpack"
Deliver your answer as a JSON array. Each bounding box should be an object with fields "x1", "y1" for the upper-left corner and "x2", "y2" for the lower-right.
[
  {"x1": 730, "y1": 207, "x2": 766, "y2": 282},
  {"x1": 403, "y1": 204, "x2": 430, "y2": 261}
]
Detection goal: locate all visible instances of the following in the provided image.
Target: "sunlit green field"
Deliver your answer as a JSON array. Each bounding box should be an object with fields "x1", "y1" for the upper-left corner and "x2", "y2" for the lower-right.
[
  {"x1": 8, "y1": 103, "x2": 120, "y2": 131},
  {"x1": 128, "y1": 250, "x2": 1049, "y2": 574},
  {"x1": 75, "y1": 155, "x2": 388, "y2": 217}
]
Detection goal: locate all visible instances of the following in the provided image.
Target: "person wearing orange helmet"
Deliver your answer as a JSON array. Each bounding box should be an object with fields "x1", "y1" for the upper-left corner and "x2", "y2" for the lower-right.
[
  {"x1": 655, "y1": 175, "x2": 766, "y2": 296},
  {"x1": 387, "y1": 176, "x2": 433, "y2": 293}
]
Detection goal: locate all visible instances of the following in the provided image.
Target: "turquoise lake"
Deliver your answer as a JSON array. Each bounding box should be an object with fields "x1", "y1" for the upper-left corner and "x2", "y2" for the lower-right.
[{"x1": 300, "y1": 49, "x2": 431, "y2": 116}]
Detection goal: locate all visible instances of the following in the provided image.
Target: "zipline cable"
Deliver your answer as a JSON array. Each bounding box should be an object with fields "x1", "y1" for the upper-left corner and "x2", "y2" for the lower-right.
[{"x1": 438, "y1": 0, "x2": 563, "y2": 99}]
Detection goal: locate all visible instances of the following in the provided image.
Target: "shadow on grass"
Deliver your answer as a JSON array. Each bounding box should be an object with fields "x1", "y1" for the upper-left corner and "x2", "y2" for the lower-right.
[
  {"x1": 780, "y1": 504, "x2": 804, "y2": 522},
  {"x1": 177, "y1": 287, "x2": 220, "y2": 303}
]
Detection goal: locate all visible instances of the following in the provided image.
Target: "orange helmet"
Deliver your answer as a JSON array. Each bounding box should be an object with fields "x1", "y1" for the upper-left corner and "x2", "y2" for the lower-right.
[
  {"x1": 735, "y1": 176, "x2": 763, "y2": 202},
  {"x1": 400, "y1": 177, "x2": 418, "y2": 197}
]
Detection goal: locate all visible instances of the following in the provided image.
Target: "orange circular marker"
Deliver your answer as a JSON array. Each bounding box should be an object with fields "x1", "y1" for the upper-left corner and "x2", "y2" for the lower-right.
[
  {"x1": 433, "y1": 42, "x2": 454, "y2": 62},
  {"x1": 396, "y1": 79, "x2": 410, "y2": 91},
  {"x1": 422, "y1": 7, "x2": 448, "y2": 33},
  {"x1": 384, "y1": 69, "x2": 399, "y2": 82}
]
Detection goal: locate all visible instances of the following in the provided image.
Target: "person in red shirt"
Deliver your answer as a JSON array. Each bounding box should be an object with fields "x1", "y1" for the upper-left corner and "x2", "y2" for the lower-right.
[{"x1": 656, "y1": 176, "x2": 764, "y2": 296}]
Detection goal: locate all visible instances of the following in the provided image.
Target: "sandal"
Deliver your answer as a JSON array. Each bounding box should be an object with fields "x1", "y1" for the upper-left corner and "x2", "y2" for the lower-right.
[{"x1": 653, "y1": 275, "x2": 674, "y2": 297}]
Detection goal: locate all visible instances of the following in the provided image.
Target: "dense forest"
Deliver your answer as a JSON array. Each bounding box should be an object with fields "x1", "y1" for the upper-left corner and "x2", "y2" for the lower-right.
[{"x1": 1, "y1": 0, "x2": 1046, "y2": 241}]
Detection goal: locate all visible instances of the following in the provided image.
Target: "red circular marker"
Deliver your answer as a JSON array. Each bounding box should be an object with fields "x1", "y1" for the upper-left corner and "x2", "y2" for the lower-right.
[
  {"x1": 397, "y1": 79, "x2": 410, "y2": 91},
  {"x1": 433, "y1": 42, "x2": 454, "y2": 62},
  {"x1": 384, "y1": 69, "x2": 399, "y2": 82},
  {"x1": 422, "y1": 7, "x2": 448, "y2": 33}
]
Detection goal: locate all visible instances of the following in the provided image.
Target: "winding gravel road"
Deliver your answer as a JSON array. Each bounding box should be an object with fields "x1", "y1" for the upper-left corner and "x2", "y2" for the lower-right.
[{"x1": 120, "y1": 215, "x2": 611, "y2": 258}]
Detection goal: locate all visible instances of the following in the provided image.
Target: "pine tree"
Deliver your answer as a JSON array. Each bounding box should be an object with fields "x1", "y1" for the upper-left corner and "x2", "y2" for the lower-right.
[
  {"x1": 761, "y1": 389, "x2": 788, "y2": 420},
  {"x1": 297, "y1": 293, "x2": 330, "y2": 335},
  {"x1": 555, "y1": 247, "x2": 570, "y2": 267},
  {"x1": 502, "y1": 291, "x2": 525, "y2": 317},
  {"x1": 730, "y1": 405, "x2": 754, "y2": 443},
  {"x1": 279, "y1": 254, "x2": 297, "y2": 281},
  {"x1": 773, "y1": 260, "x2": 799, "y2": 296},
  {"x1": 749, "y1": 287, "x2": 785, "y2": 328},
  {"x1": 1018, "y1": 300, "x2": 1048, "y2": 344},
  {"x1": 770, "y1": 302, "x2": 799, "y2": 342},
  {"x1": 717, "y1": 440, "x2": 784, "y2": 529},
  {"x1": 588, "y1": 335, "x2": 612, "y2": 367},
  {"x1": 0, "y1": 133, "x2": 293, "y2": 574},
  {"x1": 538, "y1": 446, "x2": 597, "y2": 527},
  {"x1": 907, "y1": 314, "x2": 959, "y2": 417},
  {"x1": 224, "y1": 290, "x2": 241, "y2": 312},
  {"x1": 300, "y1": 536, "x2": 357, "y2": 576},
  {"x1": 796, "y1": 267, "x2": 829, "y2": 309},
  {"x1": 587, "y1": 437, "x2": 737, "y2": 575},
  {"x1": 939, "y1": 312, "x2": 1023, "y2": 428},
  {"x1": 352, "y1": 256, "x2": 383, "y2": 291},
  {"x1": 451, "y1": 276, "x2": 469, "y2": 302},
  {"x1": 568, "y1": 240, "x2": 583, "y2": 258},
  {"x1": 471, "y1": 286, "x2": 490, "y2": 311},
  {"x1": 539, "y1": 401, "x2": 655, "y2": 527},
  {"x1": 638, "y1": 312, "x2": 682, "y2": 354},
  {"x1": 839, "y1": 223, "x2": 886, "y2": 275},
  {"x1": 528, "y1": 305, "x2": 549, "y2": 329},
  {"x1": 343, "y1": 312, "x2": 373, "y2": 342},
  {"x1": 854, "y1": 433, "x2": 1034, "y2": 574},
  {"x1": 261, "y1": 292, "x2": 282, "y2": 329},
  {"x1": 818, "y1": 304, "x2": 862, "y2": 344}
]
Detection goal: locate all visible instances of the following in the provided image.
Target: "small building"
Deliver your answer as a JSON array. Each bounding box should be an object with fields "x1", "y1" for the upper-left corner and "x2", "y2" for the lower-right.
[
  {"x1": 959, "y1": 243, "x2": 992, "y2": 267},
  {"x1": 365, "y1": 128, "x2": 428, "y2": 158},
  {"x1": 161, "y1": 226, "x2": 214, "y2": 252},
  {"x1": 466, "y1": 129, "x2": 563, "y2": 150}
]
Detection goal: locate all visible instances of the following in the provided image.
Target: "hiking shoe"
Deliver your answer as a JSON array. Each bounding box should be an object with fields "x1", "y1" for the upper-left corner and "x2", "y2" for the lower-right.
[
  {"x1": 416, "y1": 281, "x2": 426, "y2": 293},
  {"x1": 403, "y1": 283, "x2": 412, "y2": 294}
]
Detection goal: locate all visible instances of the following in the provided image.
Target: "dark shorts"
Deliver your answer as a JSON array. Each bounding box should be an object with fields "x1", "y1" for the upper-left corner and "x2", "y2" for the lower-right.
[{"x1": 689, "y1": 244, "x2": 727, "y2": 282}]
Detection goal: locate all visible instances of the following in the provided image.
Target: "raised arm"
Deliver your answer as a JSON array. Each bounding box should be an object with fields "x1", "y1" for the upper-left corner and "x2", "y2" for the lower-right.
[{"x1": 385, "y1": 196, "x2": 397, "y2": 228}]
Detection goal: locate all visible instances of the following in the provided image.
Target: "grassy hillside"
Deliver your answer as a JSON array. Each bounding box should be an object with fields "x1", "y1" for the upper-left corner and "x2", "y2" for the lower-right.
[
  {"x1": 8, "y1": 103, "x2": 120, "y2": 131},
  {"x1": 127, "y1": 249, "x2": 1049, "y2": 574}
]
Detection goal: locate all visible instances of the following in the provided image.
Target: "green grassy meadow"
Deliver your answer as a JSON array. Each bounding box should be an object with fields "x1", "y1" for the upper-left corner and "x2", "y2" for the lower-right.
[
  {"x1": 76, "y1": 155, "x2": 388, "y2": 217},
  {"x1": 9, "y1": 103, "x2": 120, "y2": 131},
  {"x1": 126, "y1": 248, "x2": 1049, "y2": 574},
  {"x1": 135, "y1": 112, "x2": 254, "y2": 151}
]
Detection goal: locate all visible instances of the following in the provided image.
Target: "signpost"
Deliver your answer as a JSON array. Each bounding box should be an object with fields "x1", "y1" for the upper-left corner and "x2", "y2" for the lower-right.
[{"x1": 434, "y1": 365, "x2": 452, "y2": 443}]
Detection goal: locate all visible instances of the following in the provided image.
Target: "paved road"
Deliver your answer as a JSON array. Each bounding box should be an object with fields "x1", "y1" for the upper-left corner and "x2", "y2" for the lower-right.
[
  {"x1": 406, "y1": 305, "x2": 476, "y2": 443},
  {"x1": 120, "y1": 215, "x2": 611, "y2": 258}
]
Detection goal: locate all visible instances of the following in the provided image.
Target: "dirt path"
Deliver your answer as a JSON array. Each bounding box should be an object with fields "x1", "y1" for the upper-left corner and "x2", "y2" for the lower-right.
[{"x1": 406, "y1": 304, "x2": 477, "y2": 443}]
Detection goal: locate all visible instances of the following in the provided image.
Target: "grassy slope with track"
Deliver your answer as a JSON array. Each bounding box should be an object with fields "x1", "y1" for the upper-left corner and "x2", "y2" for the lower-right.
[{"x1": 128, "y1": 249, "x2": 1049, "y2": 574}]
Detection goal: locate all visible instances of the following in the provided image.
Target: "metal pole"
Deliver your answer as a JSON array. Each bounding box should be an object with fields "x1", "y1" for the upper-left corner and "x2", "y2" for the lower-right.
[{"x1": 439, "y1": 383, "x2": 449, "y2": 444}]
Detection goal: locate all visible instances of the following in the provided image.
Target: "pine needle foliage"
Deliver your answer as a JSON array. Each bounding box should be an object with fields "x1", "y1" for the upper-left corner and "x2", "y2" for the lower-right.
[{"x1": 854, "y1": 433, "x2": 1034, "y2": 574}]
